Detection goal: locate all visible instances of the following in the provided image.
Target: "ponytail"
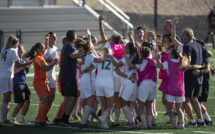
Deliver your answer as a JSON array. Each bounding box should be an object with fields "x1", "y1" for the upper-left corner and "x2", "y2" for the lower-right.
[
  {"x1": 5, "y1": 35, "x2": 19, "y2": 50},
  {"x1": 24, "y1": 42, "x2": 42, "y2": 60},
  {"x1": 171, "y1": 48, "x2": 188, "y2": 68}
]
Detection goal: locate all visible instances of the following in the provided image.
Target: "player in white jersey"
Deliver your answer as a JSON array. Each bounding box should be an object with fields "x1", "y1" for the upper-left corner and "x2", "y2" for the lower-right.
[
  {"x1": 90, "y1": 47, "x2": 118, "y2": 128},
  {"x1": 0, "y1": 35, "x2": 32, "y2": 126},
  {"x1": 79, "y1": 39, "x2": 107, "y2": 128},
  {"x1": 43, "y1": 32, "x2": 58, "y2": 121},
  {"x1": 108, "y1": 42, "x2": 140, "y2": 129}
]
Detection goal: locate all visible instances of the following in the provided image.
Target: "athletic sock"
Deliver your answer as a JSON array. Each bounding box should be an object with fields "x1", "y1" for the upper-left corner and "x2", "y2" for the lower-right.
[
  {"x1": 140, "y1": 114, "x2": 147, "y2": 128},
  {"x1": 122, "y1": 106, "x2": 134, "y2": 123},
  {"x1": 1, "y1": 102, "x2": 9, "y2": 122},
  {"x1": 147, "y1": 115, "x2": 152, "y2": 128},
  {"x1": 81, "y1": 105, "x2": 92, "y2": 124},
  {"x1": 36, "y1": 104, "x2": 51, "y2": 123},
  {"x1": 56, "y1": 101, "x2": 65, "y2": 119},
  {"x1": 197, "y1": 119, "x2": 204, "y2": 123},
  {"x1": 114, "y1": 109, "x2": 120, "y2": 124},
  {"x1": 102, "y1": 111, "x2": 109, "y2": 124},
  {"x1": 203, "y1": 112, "x2": 211, "y2": 121},
  {"x1": 72, "y1": 98, "x2": 78, "y2": 116},
  {"x1": 129, "y1": 106, "x2": 135, "y2": 121}
]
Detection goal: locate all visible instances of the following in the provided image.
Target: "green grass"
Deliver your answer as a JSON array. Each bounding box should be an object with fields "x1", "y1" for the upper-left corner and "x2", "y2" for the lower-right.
[{"x1": 1, "y1": 49, "x2": 215, "y2": 134}]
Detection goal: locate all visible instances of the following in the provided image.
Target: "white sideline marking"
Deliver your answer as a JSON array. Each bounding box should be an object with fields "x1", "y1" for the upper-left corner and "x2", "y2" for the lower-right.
[
  {"x1": 193, "y1": 131, "x2": 215, "y2": 134},
  {"x1": 47, "y1": 125, "x2": 173, "y2": 134}
]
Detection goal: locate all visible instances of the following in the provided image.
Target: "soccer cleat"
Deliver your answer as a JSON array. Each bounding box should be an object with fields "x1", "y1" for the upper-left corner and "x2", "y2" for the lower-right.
[
  {"x1": 53, "y1": 118, "x2": 61, "y2": 125},
  {"x1": 79, "y1": 124, "x2": 88, "y2": 128},
  {"x1": 59, "y1": 121, "x2": 72, "y2": 127},
  {"x1": 90, "y1": 115, "x2": 96, "y2": 123},
  {"x1": 98, "y1": 118, "x2": 104, "y2": 128},
  {"x1": 10, "y1": 118, "x2": 19, "y2": 125},
  {"x1": 204, "y1": 119, "x2": 214, "y2": 126},
  {"x1": 152, "y1": 119, "x2": 157, "y2": 126},
  {"x1": 17, "y1": 118, "x2": 30, "y2": 124},
  {"x1": 34, "y1": 122, "x2": 43, "y2": 128},
  {"x1": 185, "y1": 121, "x2": 197, "y2": 128},
  {"x1": 1, "y1": 120, "x2": 13, "y2": 127},
  {"x1": 127, "y1": 122, "x2": 137, "y2": 129},
  {"x1": 45, "y1": 116, "x2": 52, "y2": 122},
  {"x1": 103, "y1": 124, "x2": 109, "y2": 129},
  {"x1": 154, "y1": 112, "x2": 158, "y2": 117},
  {"x1": 197, "y1": 121, "x2": 206, "y2": 127},
  {"x1": 111, "y1": 123, "x2": 119, "y2": 126},
  {"x1": 164, "y1": 112, "x2": 168, "y2": 116}
]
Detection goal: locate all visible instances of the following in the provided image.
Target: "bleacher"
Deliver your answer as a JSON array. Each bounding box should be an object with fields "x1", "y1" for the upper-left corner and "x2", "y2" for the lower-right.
[{"x1": 0, "y1": 1, "x2": 118, "y2": 50}]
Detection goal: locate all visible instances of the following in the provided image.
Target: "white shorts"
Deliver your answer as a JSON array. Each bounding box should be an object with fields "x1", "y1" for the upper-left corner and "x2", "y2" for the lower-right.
[
  {"x1": 166, "y1": 94, "x2": 185, "y2": 103},
  {"x1": 96, "y1": 86, "x2": 114, "y2": 97},
  {"x1": 113, "y1": 71, "x2": 122, "y2": 92},
  {"x1": 47, "y1": 78, "x2": 56, "y2": 88},
  {"x1": 119, "y1": 82, "x2": 137, "y2": 102},
  {"x1": 137, "y1": 80, "x2": 157, "y2": 102},
  {"x1": 0, "y1": 77, "x2": 13, "y2": 94},
  {"x1": 80, "y1": 82, "x2": 96, "y2": 99}
]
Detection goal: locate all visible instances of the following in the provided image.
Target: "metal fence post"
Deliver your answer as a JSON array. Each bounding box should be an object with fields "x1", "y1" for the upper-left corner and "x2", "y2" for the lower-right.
[
  {"x1": 0, "y1": 29, "x2": 3, "y2": 52},
  {"x1": 16, "y1": 29, "x2": 22, "y2": 44}
]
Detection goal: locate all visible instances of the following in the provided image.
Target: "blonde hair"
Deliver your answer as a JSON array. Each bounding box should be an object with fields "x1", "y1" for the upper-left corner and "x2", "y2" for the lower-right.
[
  {"x1": 148, "y1": 31, "x2": 156, "y2": 40},
  {"x1": 103, "y1": 47, "x2": 113, "y2": 55},
  {"x1": 182, "y1": 27, "x2": 195, "y2": 40},
  {"x1": 170, "y1": 48, "x2": 189, "y2": 68},
  {"x1": 5, "y1": 35, "x2": 19, "y2": 50},
  {"x1": 18, "y1": 44, "x2": 26, "y2": 58}
]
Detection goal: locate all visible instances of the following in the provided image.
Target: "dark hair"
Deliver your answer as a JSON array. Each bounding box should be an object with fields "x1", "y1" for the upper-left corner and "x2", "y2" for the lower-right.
[
  {"x1": 48, "y1": 32, "x2": 55, "y2": 37},
  {"x1": 112, "y1": 34, "x2": 123, "y2": 44},
  {"x1": 126, "y1": 42, "x2": 140, "y2": 65},
  {"x1": 62, "y1": 37, "x2": 68, "y2": 45},
  {"x1": 83, "y1": 41, "x2": 91, "y2": 52},
  {"x1": 141, "y1": 47, "x2": 151, "y2": 58},
  {"x1": 66, "y1": 30, "x2": 76, "y2": 42},
  {"x1": 74, "y1": 37, "x2": 86, "y2": 50},
  {"x1": 136, "y1": 25, "x2": 148, "y2": 31},
  {"x1": 164, "y1": 36, "x2": 176, "y2": 49},
  {"x1": 142, "y1": 42, "x2": 152, "y2": 50},
  {"x1": 24, "y1": 42, "x2": 43, "y2": 60},
  {"x1": 195, "y1": 39, "x2": 205, "y2": 47}
]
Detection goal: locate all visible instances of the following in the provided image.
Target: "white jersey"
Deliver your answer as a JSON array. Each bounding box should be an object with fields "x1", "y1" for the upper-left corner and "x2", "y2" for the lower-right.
[
  {"x1": 44, "y1": 46, "x2": 58, "y2": 80},
  {"x1": 94, "y1": 57, "x2": 117, "y2": 88},
  {"x1": 80, "y1": 54, "x2": 96, "y2": 83},
  {"x1": 121, "y1": 54, "x2": 137, "y2": 84},
  {"x1": 0, "y1": 48, "x2": 19, "y2": 79}
]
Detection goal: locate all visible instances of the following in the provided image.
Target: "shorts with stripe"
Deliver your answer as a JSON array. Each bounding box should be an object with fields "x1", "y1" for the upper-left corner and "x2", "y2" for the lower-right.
[{"x1": 13, "y1": 84, "x2": 31, "y2": 103}]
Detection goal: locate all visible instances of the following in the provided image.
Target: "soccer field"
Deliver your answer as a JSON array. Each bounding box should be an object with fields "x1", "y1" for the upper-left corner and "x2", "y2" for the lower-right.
[{"x1": 1, "y1": 49, "x2": 215, "y2": 134}]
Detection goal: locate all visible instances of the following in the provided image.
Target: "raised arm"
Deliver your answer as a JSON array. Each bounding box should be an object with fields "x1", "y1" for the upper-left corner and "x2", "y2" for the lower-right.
[
  {"x1": 44, "y1": 33, "x2": 50, "y2": 50},
  {"x1": 86, "y1": 28, "x2": 91, "y2": 42},
  {"x1": 171, "y1": 17, "x2": 181, "y2": 47},
  {"x1": 98, "y1": 15, "x2": 108, "y2": 44},
  {"x1": 128, "y1": 31, "x2": 135, "y2": 45}
]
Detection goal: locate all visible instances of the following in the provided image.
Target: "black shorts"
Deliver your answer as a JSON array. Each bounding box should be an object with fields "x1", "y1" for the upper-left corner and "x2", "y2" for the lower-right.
[
  {"x1": 185, "y1": 82, "x2": 202, "y2": 98},
  {"x1": 198, "y1": 80, "x2": 209, "y2": 102},
  {"x1": 61, "y1": 80, "x2": 77, "y2": 97},
  {"x1": 13, "y1": 84, "x2": 31, "y2": 103}
]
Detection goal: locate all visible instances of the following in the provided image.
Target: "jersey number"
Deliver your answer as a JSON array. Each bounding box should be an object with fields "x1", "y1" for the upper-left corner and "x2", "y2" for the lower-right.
[
  {"x1": 101, "y1": 59, "x2": 111, "y2": 70},
  {"x1": 1, "y1": 51, "x2": 7, "y2": 61}
]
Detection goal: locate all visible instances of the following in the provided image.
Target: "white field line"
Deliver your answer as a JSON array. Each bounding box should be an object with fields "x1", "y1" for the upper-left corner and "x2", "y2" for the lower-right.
[
  {"x1": 193, "y1": 131, "x2": 215, "y2": 134},
  {"x1": 47, "y1": 125, "x2": 173, "y2": 134}
]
